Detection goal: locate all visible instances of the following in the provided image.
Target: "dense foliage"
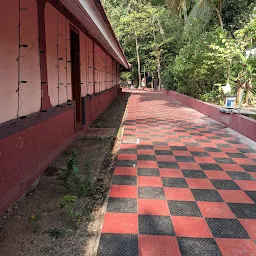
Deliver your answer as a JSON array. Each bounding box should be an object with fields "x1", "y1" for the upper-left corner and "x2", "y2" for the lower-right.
[{"x1": 102, "y1": 0, "x2": 256, "y2": 106}]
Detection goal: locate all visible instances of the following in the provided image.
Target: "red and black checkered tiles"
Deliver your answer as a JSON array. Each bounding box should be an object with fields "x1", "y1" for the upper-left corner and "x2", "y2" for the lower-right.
[{"x1": 97, "y1": 92, "x2": 256, "y2": 256}]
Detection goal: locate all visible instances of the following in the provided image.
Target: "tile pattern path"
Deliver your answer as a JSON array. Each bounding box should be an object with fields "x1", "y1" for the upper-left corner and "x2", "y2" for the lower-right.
[{"x1": 97, "y1": 91, "x2": 256, "y2": 256}]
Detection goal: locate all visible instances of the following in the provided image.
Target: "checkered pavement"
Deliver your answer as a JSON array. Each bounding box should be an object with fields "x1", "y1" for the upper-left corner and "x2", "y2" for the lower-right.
[{"x1": 97, "y1": 92, "x2": 256, "y2": 256}]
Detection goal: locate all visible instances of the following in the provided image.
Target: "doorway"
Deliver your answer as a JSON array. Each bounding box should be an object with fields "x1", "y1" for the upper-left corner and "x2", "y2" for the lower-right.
[{"x1": 70, "y1": 28, "x2": 82, "y2": 129}]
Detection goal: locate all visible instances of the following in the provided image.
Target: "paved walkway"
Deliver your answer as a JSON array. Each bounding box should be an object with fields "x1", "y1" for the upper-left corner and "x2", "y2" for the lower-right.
[{"x1": 97, "y1": 91, "x2": 256, "y2": 256}]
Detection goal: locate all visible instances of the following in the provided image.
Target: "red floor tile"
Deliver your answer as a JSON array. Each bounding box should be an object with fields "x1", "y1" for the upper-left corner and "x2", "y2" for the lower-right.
[
  {"x1": 138, "y1": 199, "x2": 170, "y2": 216},
  {"x1": 194, "y1": 157, "x2": 216, "y2": 164},
  {"x1": 199, "y1": 143, "x2": 217, "y2": 148},
  {"x1": 235, "y1": 180, "x2": 256, "y2": 191},
  {"x1": 172, "y1": 216, "x2": 213, "y2": 238},
  {"x1": 245, "y1": 153, "x2": 256, "y2": 159},
  {"x1": 137, "y1": 160, "x2": 158, "y2": 168},
  {"x1": 109, "y1": 185, "x2": 137, "y2": 198},
  {"x1": 250, "y1": 172, "x2": 256, "y2": 179},
  {"x1": 233, "y1": 158, "x2": 256, "y2": 165},
  {"x1": 114, "y1": 167, "x2": 137, "y2": 176},
  {"x1": 118, "y1": 154, "x2": 137, "y2": 160},
  {"x1": 218, "y1": 190, "x2": 254, "y2": 204},
  {"x1": 168, "y1": 142, "x2": 185, "y2": 147},
  {"x1": 140, "y1": 140, "x2": 153, "y2": 145},
  {"x1": 197, "y1": 202, "x2": 235, "y2": 218},
  {"x1": 137, "y1": 149, "x2": 155, "y2": 155},
  {"x1": 164, "y1": 187, "x2": 195, "y2": 201},
  {"x1": 239, "y1": 219, "x2": 256, "y2": 239},
  {"x1": 120, "y1": 144, "x2": 137, "y2": 149},
  {"x1": 156, "y1": 155, "x2": 176, "y2": 162},
  {"x1": 204, "y1": 171, "x2": 232, "y2": 180},
  {"x1": 219, "y1": 164, "x2": 245, "y2": 172},
  {"x1": 186, "y1": 146, "x2": 205, "y2": 152},
  {"x1": 159, "y1": 169, "x2": 184, "y2": 178},
  {"x1": 139, "y1": 235, "x2": 181, "y2": 256},
  {"x1": 153, "y1": 145, "x2": 171, "y2": 150},
  {"x1": 220, "y1": 148, "x2": 241, "y2": 153},
  {"x1": 216, "y1": 238, "x2": 256, "y2": 256},
  {"x1": 102, "y1": 213, "x2": 138, "y2": 234},
  {"x1": 138, "y1": 176, "x2": 162, "y2": 187},
  {"x1": 186, "y1": 178, "x2": 215, "y2": 189},
  {"x1": 178, "y1": 162, "x2": 201, "y2": 170},
  {"x1": 208, "y1": 152, "x2": 230, "y2": 158},
  {"x1": 172, "y1": 151, "x2": 192, "y2": 156}
]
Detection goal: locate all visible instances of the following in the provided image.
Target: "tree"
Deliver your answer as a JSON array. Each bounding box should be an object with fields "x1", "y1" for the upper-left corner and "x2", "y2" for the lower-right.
[{"x1": 165, "y1": 0, "x2": 188, "y2": 22}]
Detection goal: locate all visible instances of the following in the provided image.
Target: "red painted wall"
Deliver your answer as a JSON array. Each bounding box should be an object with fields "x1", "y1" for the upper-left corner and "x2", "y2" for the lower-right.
[
  {"x1": 163, "y1": 89, "x2": 256, "y2": 142},
  {"x1": 0, "y1": 0, "x2": 121, "y2": 215},
  {"x1": 85, "y1": 87, "x2": 117, "y2": 127},
  {"x1": 0, "y1": 87, "x2": 118, "y2": 215},
  {"x1": 0, "y1": 108, "x2": 75, "y2": 215}
]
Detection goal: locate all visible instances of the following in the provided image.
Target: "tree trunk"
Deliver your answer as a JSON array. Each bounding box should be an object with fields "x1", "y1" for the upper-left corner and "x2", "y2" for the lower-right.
[
  {"x1": 245, "y1": 90, "x2": 250, "y2": 106},
  {"x1": 182, "y1": 3, "x2": 188, "y2": 23},
  {"x1": 157, "y1": 53, "x2": 161, "y2": 90},
  {"x1": 135, "y1": 35, "x2": 142, "y2": 89},
  {"x1": 210, "y1": 0, "x2": 224, "y2": 29}
]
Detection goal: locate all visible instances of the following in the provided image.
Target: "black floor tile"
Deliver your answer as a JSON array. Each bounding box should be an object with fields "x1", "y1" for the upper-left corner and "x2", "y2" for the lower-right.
[
  {"x1": 240, "y1": 165, "x2": 256, "y2": 172},
  {"x1": 189, "y1": 133, "x2": 204, "y2": 136},
  {"x1": 228, "y1": 203, "x2": 256, "y2": 219},
  {"x1": 137, "y1": 168, "x2": 160, "y2": 176},
  {"x1": 175, "y1": 156, "x2": 195, "y2": 162},
  {"x1": 245, "y1": 191, "x2": 256, "y2": 203},
  {"x1": 211, "y1": 180, "x2": 241, "y2": 190},
  {"x1": 138, "y1": 187, "x2": 165, "y2": 199},
  {"x1": 174, "y1": 129, "x2": 187, "y2": 132},
  {"x1": 226, "y1": 140, "x2": 242, "y2": 145},
  {"x1": 116, "y1": 160, "x2": 137, "y2": 167},
  {"x1": 139, "y1": 215, "x2": 175, "y2": 236},
  {"x1": 168, "y1": 200, "x2": 202, "y2": 217},
  {"x1": 170, "y1": 146, "x2": 188, "y2": 151},
  {"x1": 238, "y1": 148, "x2": 256, "y2": 153},
  {"x1": 207, "y1": 136, "x2": 221, "y2": 140},
  {"x1": 158, "y1": 162, "x2": 179, "y2": 169},
  {"x1": 107, "y1": 198, "x2": 137, "y2": 213},
  {"x1": 119, "y1": 149, "x2": 137, "y2": 154},
  {"x1": 227, "y1": 153, "x2": 247, "y2": 158},
  {"x1": 184, "y1": 142, "x2": 200, "y2": 146},
  {"x1": 177, "y1": 237, "x2": 221, "y2": 256},
  {"x1": 228, "y1": 172, "x2": 254, "y2": 180},
  {"x1": 162, "y1": 178, "x2": 189, "y2": 188},
  {"x1": 191, "y1": 152, "x2": 210, "y2": 157},
  {"x1": 153, "y1": 141, "x2": 168, "y2": 146},
  {"x1": 214, "y1": 158, "x2": 236, "y2": 164},
  {"x1": 199, "y1": 163, "x2": 223, "y2": 171},
  {"x1": 137, "y1": 155, "x2": 156, "y2": 161},
  {"x1": 112, "y1": 175, "x2": 137, "y2": 185},
  {"x1": 204, "y1": 147, "x2": 222, "y2": 152},
  {"x1": 138, "y1": 145, "x2": 154, "y2": 150},
  {"x1": 155, "y1": 150, "x2": 173, "y2": 155},
  {"x1": 196, "y1": 139, "x2": 211, "y2": 143},
  {"x1": 206, "y1": 218, "x2": 249, "y2": 238},
  {"x1": 192, "y1": 189, "x2": 224, "y2": 202},
  {"x1": 97, "y1": 234, "x2": 138, "y2": 256},
  {"x1": 216, "y1": 144, "x2": 233, "y2": 148},
  {"x1": 182, "y1": 170, "x2": 207, "y2": 179}
]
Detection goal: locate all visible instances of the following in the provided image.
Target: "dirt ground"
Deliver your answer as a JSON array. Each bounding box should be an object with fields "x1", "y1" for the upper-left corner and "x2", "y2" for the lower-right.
[{"x1": 0, "y1": 92, "x2": 130, "y2": 256}]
